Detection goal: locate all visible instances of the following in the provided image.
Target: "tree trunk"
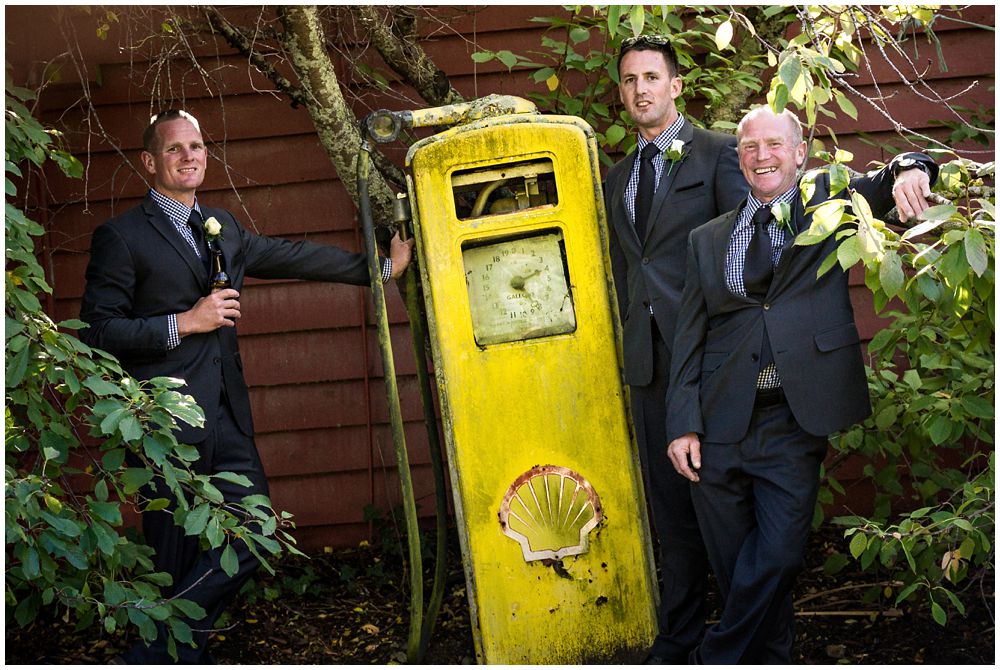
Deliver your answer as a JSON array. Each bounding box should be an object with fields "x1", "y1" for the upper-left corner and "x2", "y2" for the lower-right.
[{"x1": 278, "y1": 5, "x2": 394, "y2": 218}]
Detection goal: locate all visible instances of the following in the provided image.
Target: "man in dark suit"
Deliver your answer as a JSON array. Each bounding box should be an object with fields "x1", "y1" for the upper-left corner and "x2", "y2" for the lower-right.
[
  {"x1": 603, "y1": 35, "x2": 747, "y2": 664},
  {"x1": 666, "y1": 106, "x2": 935, "y2": 663},
  {"x1": 79, "y1": 109, "x2": 412, "y2": 663}
]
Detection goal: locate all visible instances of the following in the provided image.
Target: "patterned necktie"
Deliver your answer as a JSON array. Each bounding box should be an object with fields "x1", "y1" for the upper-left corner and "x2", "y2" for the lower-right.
[
  {"x1": 634, "y1": 142, "x2": 660, "y2": 241},
  {"x1": 743, "y1": 206, "x2": 774, "y2": 300}
]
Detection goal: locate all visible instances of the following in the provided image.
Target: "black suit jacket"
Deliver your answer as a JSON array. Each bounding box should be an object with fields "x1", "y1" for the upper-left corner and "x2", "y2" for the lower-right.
[
  {"x1": 666, "y1": 154, "x2": 938, "y2": 443},
  {"x1": 80, "y1": 194, "x2": 369, "y2": 444},
  {"x1": 605, "y1": 122, "x2": 747, "y2": 386}
]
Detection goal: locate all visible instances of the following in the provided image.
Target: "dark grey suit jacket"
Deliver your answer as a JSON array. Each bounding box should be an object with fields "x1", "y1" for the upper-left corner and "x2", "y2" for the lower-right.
[
  {"x1": 80, "y1": 194, "x2": 370, "y2": 444},
  {"x1": 666, "y1": 154, "x2": 938, "y2": 444},
  {"x1": 605, "y1": 122, "x2": 747, "y2": 386}
]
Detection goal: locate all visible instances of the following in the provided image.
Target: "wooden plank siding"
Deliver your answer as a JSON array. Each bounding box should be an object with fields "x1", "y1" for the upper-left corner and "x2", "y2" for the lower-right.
[{"x1": 7, "y1": 6, "x2": 994, "y2": 549}]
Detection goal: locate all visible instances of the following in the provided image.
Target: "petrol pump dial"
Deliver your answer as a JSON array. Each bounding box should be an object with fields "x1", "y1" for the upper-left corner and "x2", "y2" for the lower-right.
[{"x1": 463, "y1": 232, "x2": 576, "y2": 346}]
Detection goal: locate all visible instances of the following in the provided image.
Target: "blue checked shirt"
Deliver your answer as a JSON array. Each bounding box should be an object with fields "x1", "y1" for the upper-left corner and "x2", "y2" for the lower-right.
[
  {"x1": 150, "y1": 189, "x2": 392, "y2": 351},
  {"x1": 624, "y1": 114, "x2": 686, "y2": 224},
  {"x1": 725, "y1": 185, "x2": 799, "y2": 389}
]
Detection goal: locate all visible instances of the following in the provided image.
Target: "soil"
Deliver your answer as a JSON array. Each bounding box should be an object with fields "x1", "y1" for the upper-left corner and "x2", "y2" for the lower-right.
[{"x1": 6, "y1": 525, "x2": 994, "y2": 665}]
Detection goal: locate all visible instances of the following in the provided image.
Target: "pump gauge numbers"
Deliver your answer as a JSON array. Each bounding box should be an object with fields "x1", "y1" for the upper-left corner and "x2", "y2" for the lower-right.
[{"x1": 463, "y1": 232, "x2": 577, "y2": 346}]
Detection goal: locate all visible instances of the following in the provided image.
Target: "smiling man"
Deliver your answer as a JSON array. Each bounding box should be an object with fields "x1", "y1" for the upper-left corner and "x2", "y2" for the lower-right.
[
  {"x1": 602, "y1": 35, "x2": 747, "y2": 664},
  {"x1": 665, "y1": 106, "x2": 936, "y2": 663},
  {"x1": 80, "y1": 109, "x2": 412, "y2": 663}
]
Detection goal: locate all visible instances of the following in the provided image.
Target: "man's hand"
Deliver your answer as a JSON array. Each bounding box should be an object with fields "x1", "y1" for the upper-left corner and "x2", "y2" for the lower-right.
[
  {"x1": 388, "y1": 231, "x2": 415, "y2": 280},
  {"x1": 667, "y1": 432, "x2": 702, "y2": 483},
  {"x1": 892, "y1": 168, "x2": 932, "y2": 223},
  {"x1": 177, "y1": 288, "x2": 241, "y2": 337}
]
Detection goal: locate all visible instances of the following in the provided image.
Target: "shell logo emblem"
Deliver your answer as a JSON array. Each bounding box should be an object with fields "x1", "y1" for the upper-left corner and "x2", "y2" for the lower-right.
[{"x1": 498, "y1": 465, "x2": 603, "y2": 562}]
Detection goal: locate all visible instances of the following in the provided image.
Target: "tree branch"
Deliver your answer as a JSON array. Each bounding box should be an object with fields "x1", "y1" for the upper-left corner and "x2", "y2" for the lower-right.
[
  {"x1": 350, "y1": 5, "x2": 463, "y2": 107},
  {"x1": 202, "y1": 7, "x2": 308, "y2": 109}
]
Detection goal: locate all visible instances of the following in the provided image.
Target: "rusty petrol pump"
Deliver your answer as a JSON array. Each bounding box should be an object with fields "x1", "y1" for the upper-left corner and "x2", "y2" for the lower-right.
[{"x1": 361, "y1": 96, "x2": 657, "y2": 663}]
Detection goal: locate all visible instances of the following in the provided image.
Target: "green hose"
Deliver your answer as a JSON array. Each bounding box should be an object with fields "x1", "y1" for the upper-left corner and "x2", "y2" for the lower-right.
[{"x1": 355, "y1": 140, "x2": 423, "y2": 662}]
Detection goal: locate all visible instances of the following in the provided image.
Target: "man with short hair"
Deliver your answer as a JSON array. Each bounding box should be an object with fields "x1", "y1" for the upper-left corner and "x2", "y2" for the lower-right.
[
  {"x1": 666, "y1": 106, "x2": 936, "y2": 663},
  {"x1": 80, "y1": 109, "x2": 412, "y2": 663},
  {"x1": 603, "y1": 35, "x2": 747, "y2": 663}
]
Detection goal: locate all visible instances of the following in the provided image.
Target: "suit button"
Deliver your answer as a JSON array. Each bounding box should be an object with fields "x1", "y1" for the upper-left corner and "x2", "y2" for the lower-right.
[
  {"x1": 751, "y1": 353, "x2": 759, "y2": 362},
  {"x1": 213, "y1": 357, "x2": 221, "y2": 364},
  {"x1": 642, "y1": 257, "x2": 650, "y2": 265},
  {"x1": 763, "y1": 303, "x2": 771, "y2": 310}
]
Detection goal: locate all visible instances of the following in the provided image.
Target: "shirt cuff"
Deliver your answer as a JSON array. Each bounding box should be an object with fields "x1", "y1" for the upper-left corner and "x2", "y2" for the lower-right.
[
  {"x1": 380, "y1": 258, "x2": 392, "y2": 284},
  {"x1": 166, "y1": 314, "x2": 181, "y2": 350}
]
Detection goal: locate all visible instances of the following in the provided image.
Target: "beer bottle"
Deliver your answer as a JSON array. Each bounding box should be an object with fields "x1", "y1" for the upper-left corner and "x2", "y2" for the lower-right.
[{"x1": 210, "y1": 248, "x2": 231, "y2": 292}]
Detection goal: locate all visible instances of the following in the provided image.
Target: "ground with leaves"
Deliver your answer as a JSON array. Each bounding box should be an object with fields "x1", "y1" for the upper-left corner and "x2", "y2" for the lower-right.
[{"x1": 6, "y1": 525, "x2": 993, "y2": 664}]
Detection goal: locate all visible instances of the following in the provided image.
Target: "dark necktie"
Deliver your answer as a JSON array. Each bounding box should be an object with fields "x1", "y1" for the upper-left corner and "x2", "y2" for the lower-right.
[
  {"x1": 743, "y1": 206, "x2": 774, "y2": 300},
  {"x1": 633, "y1": 142, "x2": 660, "y2": 241}
]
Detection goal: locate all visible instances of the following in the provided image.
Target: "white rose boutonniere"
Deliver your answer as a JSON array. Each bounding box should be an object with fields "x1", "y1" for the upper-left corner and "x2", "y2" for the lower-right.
[
  {"x1": 770, "y1": 202, "x2": 794, "y2": 235},
  {"x1": 203, "y1": 216, "x2": 224, "y2": 243},
  {"x1": 663, "y1": 139, "x2": 686, "y2": 176}
]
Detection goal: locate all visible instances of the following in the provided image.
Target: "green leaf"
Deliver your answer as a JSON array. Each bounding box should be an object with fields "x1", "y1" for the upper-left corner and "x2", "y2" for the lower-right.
[
  {"x1": 849, "y1": 531, "x2": 867, "y2": 558},
  {"x1": 834, "y1": 90, "x2": 858, "y2": 119},
  {"x1": 628, "y1": 5, "x2": 645, "y2": 36},
  {"x1": 960, "y1": 396, "x2": 994, "y2": 419},
  {"x1": 183, "y1": 504, "x2": 211, "y2": 536},
  {"x1": 118, "y1": 414, "x2": 143, "y2": 443},
  {"x1": 930, "y1": 601, "x2": 947, "y2": 626},
  {"x1": 6, "y1": 345, "x2": 31, "y2": 388},
  {"x1": 213, "y1": 471, "x2": 254, "y2": 489},
  {"x1": 878, "y1": 252, "x2": 905, "y2": 299},
  {"x1": 495, "y1": 50, "x2": 518, "y2": 70},
  {"x1": 604, "y1": 124, "x2": 626, "y2": 147},
  {"x1": 470, "y1": 51, "x2": 494, "y2": 64},
  {"x1": 89, "y1": 501, "x2": 123, "y2": 525},
  {"x1": 220, "y1": 544, "x2": 239, "y2": 577},
  {"x1": 927, "y1": 415, "x2": 953, "y2": 446},
  {"x1": 84, "y1": 375, "x2": 123, "y2": 396},
  {"x1": 144, "y1": 498, "x2": 171, "y2": 512},
  {"x1": 963, "y1": 229, "x2": 989, "y2": 277},
  {"x1": 122, "y1": 468, "x2": 154, "y2": 494},
  {"x1": 172, "y1": 598, "x2": 207, "y2": 621},
  {"x1": 569, "y1": 27, "x2": 589, "y2": 44}
]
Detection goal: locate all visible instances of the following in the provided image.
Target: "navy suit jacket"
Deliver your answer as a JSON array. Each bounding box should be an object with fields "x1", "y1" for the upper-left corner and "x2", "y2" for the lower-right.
[
  {"x1": 666, "y1": 154, "x2": 938, "y2": 443},
  {"x1": 80, "y1": 194, "x2": 370, "y2": 444},
  {"x1": 605, "y1": 122, "x2": 747, "y2": 386}
]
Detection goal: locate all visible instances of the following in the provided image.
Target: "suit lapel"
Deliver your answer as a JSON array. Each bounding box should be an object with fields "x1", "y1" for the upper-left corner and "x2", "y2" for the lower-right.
[
  {"x1": 142, "y1": 196, "x2": 206, "y2": 281},
  {"x1": 645, "y1": 122, "x2": 695, "y2": 234},
  {"x1": 714, "y1": 202, "x2": 755, "y2": 303},
  {"x1": 774, "y1": 185, "x2": 808, "y2": 277},
  {"x1": 611, "y1": 153, "x2": 640, "y2": 244}
]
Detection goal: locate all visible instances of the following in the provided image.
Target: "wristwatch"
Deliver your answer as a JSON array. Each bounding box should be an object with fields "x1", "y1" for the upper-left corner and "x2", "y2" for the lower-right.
[{"x1": 891, "y1": 155, "x2": 927, "y2": 177}]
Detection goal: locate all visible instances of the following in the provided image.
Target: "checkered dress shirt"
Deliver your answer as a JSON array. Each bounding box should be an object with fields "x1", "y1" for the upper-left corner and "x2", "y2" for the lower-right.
[{"x1": 725, "y1": 186, "x2": 799, "y2": 389}]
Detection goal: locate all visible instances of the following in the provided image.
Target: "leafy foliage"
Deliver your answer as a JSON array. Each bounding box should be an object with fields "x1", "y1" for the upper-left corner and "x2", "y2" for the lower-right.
[
  {"x1": 796, "y1": 149, "x2": 995, "y2": 625},
  {"x1": 5, "y1": 83, "x2": 303, "y2": 657},
  {"x1": 473, "y1": 6, "x2": 778, "y2": 165}
]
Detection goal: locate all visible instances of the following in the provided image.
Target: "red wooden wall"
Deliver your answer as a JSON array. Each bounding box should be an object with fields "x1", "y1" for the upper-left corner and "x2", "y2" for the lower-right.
[{"x1": 6, "y1": 5, "x2": 994, "y2": 549}]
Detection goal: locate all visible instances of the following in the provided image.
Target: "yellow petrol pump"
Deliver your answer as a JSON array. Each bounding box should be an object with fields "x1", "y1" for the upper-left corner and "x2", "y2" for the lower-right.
[{"x1": 368, "y1": 96, "x2": 657, "y2": 663}]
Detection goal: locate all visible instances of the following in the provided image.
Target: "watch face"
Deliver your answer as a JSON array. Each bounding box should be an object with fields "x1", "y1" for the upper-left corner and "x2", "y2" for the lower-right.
[
  {"x1": 897, "y1": 157, "x2": 915, "y2": 168},
  {"x1": 463, "y1": 232, "x2": 577, "y2": 346}
]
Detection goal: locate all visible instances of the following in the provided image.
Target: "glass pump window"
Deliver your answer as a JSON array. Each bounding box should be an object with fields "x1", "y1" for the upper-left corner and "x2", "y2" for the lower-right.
[
  {"x1": 452, "y1": 158, "x2": 558, "y2": 220},
  {"x1": 462, "y1": 231, "x2": 576, "y2": 346}
]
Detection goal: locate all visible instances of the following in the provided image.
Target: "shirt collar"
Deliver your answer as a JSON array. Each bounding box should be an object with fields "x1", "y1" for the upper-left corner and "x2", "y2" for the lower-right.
[
  {"x1": 746, "y1": 184, "x2": 798, "y2": 215},
  {"x1": 148, "y1": 188, "x2": 203, "y2": 227},
  {"x1": 636, "y1": 114, "x2": 686, "y2": 154}
]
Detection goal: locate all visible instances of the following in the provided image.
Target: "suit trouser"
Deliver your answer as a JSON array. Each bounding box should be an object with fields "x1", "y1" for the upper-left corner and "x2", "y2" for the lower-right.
[
  {"x1": 125, "y1": 393, "x2": 268, "y2": 664},
  {"x1": 690, "y1": 393, "x2": 827, "y2": 664},
  {"x1": 631, "y1": 321, "x2": 710, "y2": 662}
]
